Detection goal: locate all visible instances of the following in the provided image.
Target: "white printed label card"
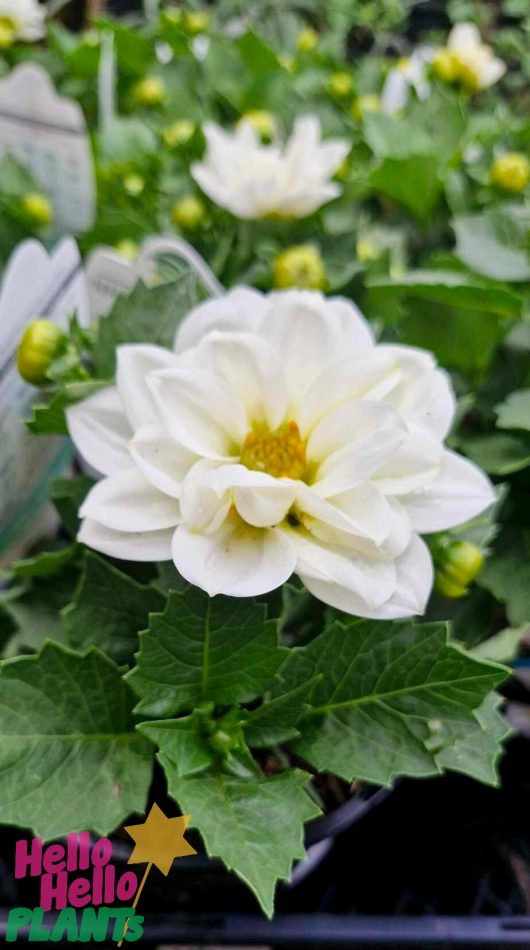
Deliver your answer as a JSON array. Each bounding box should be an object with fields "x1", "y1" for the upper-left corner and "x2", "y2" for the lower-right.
[
  {"x1": 0, "y1": 238, "x2": 90, "y2": 563},
  {"x1": 85, "y1": 234, "x2": 223, "y2": 319},
  {"x1": 0, "y1": 63, "x2": 96, "y2": 236}
]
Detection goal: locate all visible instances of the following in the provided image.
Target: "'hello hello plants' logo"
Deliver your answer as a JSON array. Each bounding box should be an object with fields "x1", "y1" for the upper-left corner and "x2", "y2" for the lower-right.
[{"x1": 6, "y1": 804, "x2": 197, "y2": 943}]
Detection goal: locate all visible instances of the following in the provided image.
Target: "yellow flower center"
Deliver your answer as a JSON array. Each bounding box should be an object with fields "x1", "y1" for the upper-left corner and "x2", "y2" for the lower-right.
[{"x1": 241, "y1": 421, "x2": 306, "y2": 480}]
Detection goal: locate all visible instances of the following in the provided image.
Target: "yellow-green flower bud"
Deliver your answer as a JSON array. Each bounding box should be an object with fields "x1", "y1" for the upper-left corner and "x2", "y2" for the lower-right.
[
  {"x1": 430, "y1": 49, "x2": 461, "y2": 84},
  {"x1": 273, "y1": 245, "x2": 326, "y2": 291},
  {"x1": 328, "y1": 71, "x2": 353, "y2": 98},
  {"x1": 351, "y1": 93, "x2": 380, "y2": 121},
  {"x1": 0, "y1": 18, "x2": 15, "y2": 49},
  {"x1": 21, "y1": 193, "x2": 53, "y2": 228},
  {"x1": 114, "y1": 239, "x2": 139, "y2": 261},
  {"x1": 356, "y1": 238, "x2": 380, "y2": 263},
  {"x1": 171, "y1": 195, "x2": 206, "y2": 230},
  {"x1": 162, "y1": 119, "x2": 195, "y2": 149},
  {"x1": 123, "y1": 174, "x2": 145, "y2": 197},
  {"x1": 490, "y1": 152, "x2": 530, "y2": 194},
  {"x1": 279, "y1": 53, "x2": 297, "y2": 73},
  {"x1": 237, "y1": 109, "x2": 276, "y2": 142},
  {"x1": 297, "y1": 27, "x2": 318, "y2": 53},
  {"x1": 17, "y1": 320, "x2": 67, "y2": 386},
  {"x1": 132, "y1": 75, "x2": 166, "y2": 107},
  {"x1": 434, "y1": 540, "x2": 485, "y2": 599},
  {"x1": 183, "y1": 10, "x2": 210, "y2": 34}
]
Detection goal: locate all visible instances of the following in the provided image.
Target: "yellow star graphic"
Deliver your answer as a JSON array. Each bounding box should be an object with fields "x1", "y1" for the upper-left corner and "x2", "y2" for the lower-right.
[
  {"x1": 117, "y1": 803, "x2": 197, "y2": 945},
  {"x1": 124, "y1": 802, "x2": 197, "y2": 876}
]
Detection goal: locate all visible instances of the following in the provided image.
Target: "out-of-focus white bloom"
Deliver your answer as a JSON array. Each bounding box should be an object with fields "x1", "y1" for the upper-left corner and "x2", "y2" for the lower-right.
[
  {"x1": 191, "y1": 117, "x2": 350, "y2": 220},
  {"x1": 381, "y1": 48, "x2": 434, "y2": 115},
  {"x1": 433, "y1": 22, "x2": 506, "y2": 92},
  {"x1": 0, "y1": 0, "x2": 45, "y2": 41},
  {"x1": 68, "y1": 288, "x2": 495, "y2": 619}
]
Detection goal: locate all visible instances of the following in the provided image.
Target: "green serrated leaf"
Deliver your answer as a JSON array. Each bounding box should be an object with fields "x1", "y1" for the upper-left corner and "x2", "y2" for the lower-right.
[
  {"x1": 138, "y1": 713, "x2": 215, "y2": 777},
  {"x1": 0, "y1": 643, "x2": 153, "y2": 838},
  {"x1": 5, "y1": 544, "x2": 80, "y2": 580},
  {"x1": 127, "y1": 587, "x2": 287, "y2": 718},
  {"x1": 495, "y1": 390, "x2": 530, "y2": 432},
  {"x1": 62, "y1": 552, "x2": 165, "y2": 665},
  {"x1": 371, "y1": 153, "x2": 442, "y2": 221},
  {"x1": 26, "y1": 381, "x2": 107, "y2": 436},
  {"x1": 93, "y1": 275, "x2": 203, "y2": 379},
  {"x1": 479, "y1": 555, "x2": 530, "y2": 625},
  {"x1": 435, "y1": 693, "x2": 511, "y2": 786},
  {"x1": 243, "y1": 679, "x2": 316, "y2": 748},
  {"x1": 472, "y1": 624, "x2": 528, "y2": 664},
  {"x1": 164, "y1": 765, "x2": 320, "y2": 917},
  {"x1": 280, "y1": 619, "x2": 508, "y2": 786},
  {"x1": 50, "y1": 475, "x2": 95, "y2": 537}
]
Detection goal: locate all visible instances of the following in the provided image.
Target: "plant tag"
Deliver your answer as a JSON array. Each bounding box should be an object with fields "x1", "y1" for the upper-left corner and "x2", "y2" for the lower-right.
[
  {"x1": 85, "y1": 234, "x2": 223, "y2": 318},
  {"x1": 0, "y1": 238, "x2": 90, "y2": 563},
  {"x1": 0, "y1": 63, "x2": 96, "y2": 235}
]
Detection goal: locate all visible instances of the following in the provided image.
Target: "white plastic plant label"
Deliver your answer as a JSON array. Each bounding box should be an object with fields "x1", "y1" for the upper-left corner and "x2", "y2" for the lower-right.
[
  {"x1": 85, "y1": 234, "x2": 223, "y2": 318},
  {"x1": 0, "y1": 63, "x2": 96, "y2": 235},
  {"x1": 0, "y1": 238, "x2": 90, "y2": 564}
]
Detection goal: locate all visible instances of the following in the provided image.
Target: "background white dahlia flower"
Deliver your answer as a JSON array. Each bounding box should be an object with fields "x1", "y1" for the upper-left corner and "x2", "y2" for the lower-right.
[
  {"x1": 0, "y1": 0, "x2": 46, "y2": 42},
  {"x1": 67, "y1": 288, "x2": 494, "y2": 618},
  {"x1": 191, "y1": 116, "x2": 350, "y2": 220}
]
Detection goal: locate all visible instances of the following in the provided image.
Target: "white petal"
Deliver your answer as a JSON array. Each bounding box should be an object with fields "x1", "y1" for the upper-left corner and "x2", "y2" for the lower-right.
[
  {"x1": 172, "y1": 515, "x2": 297, "y2": 597},
  {"x1": 381, "y1": 69, "x2": 410, "y2": 114},
  {"x1": 147, "y1": 366, "x2": 247, "y2": 458},
  {"x1": 299, "y1": 350, "x2": 400, "y2": 437},
  {"x1": 379, "y1": 345, "x2": 456, "y2": 438},
  {"x1": 189, "y1": 331, "x2": 289, "y2": 431},
  {"x1": 363, "y1": 535, "x2": 434, "y2": 619},
  {"x1": 258, "y1": 291, "x2": 372, "y2": 403},
  {"x1": 79, "y1": 519, "x2": 173, "y2": 562},
  {"x1": 401, "y1": 450, "x2": 495, "y2": 533},
  {"x1": 66, "y1": 387, "x2": 132, "y2": 477},
  {"x1": 295, "y1": 482, "x2": 393, "y2": 547},
  {"x1": 290, "y1": 528, "x2": 397, "y2": 611},
  {"x1": 308, "y1": 401, "x2": 406, "y2": 496},
  {"x1": 116, "y1": 344, "x2": 178, "y2": 429},
  {"x1": 480, "y1": 57, "x2": 506, "y2": 87},
  {"x1": 130, "y1": 425, "x2": 197, "y2": 499},
  {"x1": 448, "y1": 22, "x2": 481, "y2": 51},
  {"x1": 374, "y1": 429, "x2": 442, "y2": 496},
  {"x1": 181, "y1": 461, "x2": 297, "y2": 531},
  {"x1": 80, "y1": 468, "x2": 181, "y2": 532},
  {"x1": 174, "y1": 287, "x2": 267, "y2": 353}
]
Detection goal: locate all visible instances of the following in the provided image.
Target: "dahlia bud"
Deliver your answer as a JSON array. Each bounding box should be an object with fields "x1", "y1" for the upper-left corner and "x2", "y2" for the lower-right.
[
  {"x1": 17, "y1": 320, "x2": 67, "y2": 386},
  {"x1": 183, "y1": 11, "x2": 210, "y2": 35},
  {"x1": 21, "y1": 193, "x2": 53, "y2": 228},
  {"x1": 490, "y1": 153, "x2": 530, "y2": 194},
  {"x1": 328, "y1": 71, "x2": 353, "y2": 98},
  {"x1": 238, "y1": 110, "x2": 276, "y2": 142},
  {"x1": 114, "y1": 239, "x2": 139, "y2": 261},
  {"x1": 434, "y1": 539, "x2": 485, "y2": 599},
  {"x1": 297, "y1": 27, "x2": 318, "y2": 53},
  {"x1": 273, "y1": 245, "x2": 326, "y2": 290},
  {"x1": 0, "y1": 20, "x2": 15, "y2": 49},
  {"x1": 171, "y1": 195, "x2": 206, "y2": 230},
  {"x1": 431, "y1": 49, "x2": 461, "y2": 84},
  {"x1": 132, "y1": 75, "x2": 166, "y2": 107},
  {"x1": 351, "y1": 93, "x2": 380, "y2": 121},
  {"x1": 162, "y1": 119, "x2": 195, "y2": 149},
  {"x1": 123, "y1": 174, "x2": 145, "y2": 197}
]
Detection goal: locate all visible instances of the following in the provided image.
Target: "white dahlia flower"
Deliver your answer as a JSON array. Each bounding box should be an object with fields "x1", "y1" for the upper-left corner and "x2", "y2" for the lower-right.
[
  {"x1": 0, "y1": 0, "x2": 46, "y2": 41},
  {"x1": 442, "y1": 22, "x2": 505, "y2": 91},
  {"x1": 380, "y1": 48, "x2": 434, "y2": 115},
  {"x1": 67, "y1": 288, "x2": 494, "y2": 618},
  {"x1": 190, "y1": 117, "x2": 349, "y2": 220}
]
